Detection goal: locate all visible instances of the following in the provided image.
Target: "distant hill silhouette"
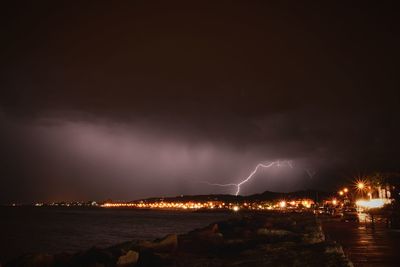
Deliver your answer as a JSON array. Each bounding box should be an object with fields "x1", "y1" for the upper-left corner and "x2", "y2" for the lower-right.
[{"x1": 133, "y1": 190, "x2": 333, "y2": 203}]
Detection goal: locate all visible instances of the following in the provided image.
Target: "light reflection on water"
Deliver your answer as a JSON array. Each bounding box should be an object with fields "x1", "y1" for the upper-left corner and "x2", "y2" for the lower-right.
[{"x1": 357, "y1": 212, "x2": 369, "y2": 222}]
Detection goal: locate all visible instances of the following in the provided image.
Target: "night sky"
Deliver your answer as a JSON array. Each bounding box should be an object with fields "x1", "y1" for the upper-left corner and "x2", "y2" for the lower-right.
[{"x1": 1, "y1": 1, "x2": 399, "y2": 203}]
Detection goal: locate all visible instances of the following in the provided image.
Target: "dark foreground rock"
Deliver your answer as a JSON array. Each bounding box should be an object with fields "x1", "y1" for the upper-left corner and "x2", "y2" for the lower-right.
[{"x1": 4, "y1": 212, "x2": 353, "y2": 267}]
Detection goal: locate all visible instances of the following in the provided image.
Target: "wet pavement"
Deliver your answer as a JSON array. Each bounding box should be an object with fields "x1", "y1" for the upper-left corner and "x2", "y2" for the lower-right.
[{"x1": 322, "y1": 214, "x2": 400, "y2": 267}]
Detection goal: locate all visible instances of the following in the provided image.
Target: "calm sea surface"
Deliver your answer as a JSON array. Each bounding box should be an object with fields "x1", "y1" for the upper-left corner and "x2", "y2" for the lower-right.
[{"x1": 0, "y1": 207, "x2": 235, "y2": 262}]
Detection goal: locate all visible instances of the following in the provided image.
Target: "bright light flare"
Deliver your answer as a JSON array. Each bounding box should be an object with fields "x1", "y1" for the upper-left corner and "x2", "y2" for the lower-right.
[
  {"x1": 232, "y1": 206, "x2": 240, "y2": 212},
  {"x1": 355, "y1": 198, "x2": 388, "y2": 209},
  {"x1": 355, "y1": 180, "x2": 367, "y2": 191},
  {"x1": 279, "y1": 200, "x2": 286, "y2": 208},
  {"x1": 301, "y1": 200, "x2": 311, "y2": 208}
]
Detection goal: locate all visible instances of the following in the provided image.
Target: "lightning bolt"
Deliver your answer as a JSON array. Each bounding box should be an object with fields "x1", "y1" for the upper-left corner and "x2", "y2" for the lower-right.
[
  {"x1": 200, "y1": 160, "x2": 292, "y2": 196},
  {"x1": 200, "y1": 182, "x2": 237, "y2": 187},
  {"x1": 287, "y1": 160, "x2": 293, "y2": 169},
  {"x1": 200, "y1": 160, "x2": 318, "y2": 196},
  {"x1": 305, "y1": 169, "x2": 316, "y2": 179}
]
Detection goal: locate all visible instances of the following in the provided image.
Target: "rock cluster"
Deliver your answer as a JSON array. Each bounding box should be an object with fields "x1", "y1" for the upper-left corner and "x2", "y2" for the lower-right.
[{"x1": 4, "y1": 212, "x2": 353, "y2": 267}]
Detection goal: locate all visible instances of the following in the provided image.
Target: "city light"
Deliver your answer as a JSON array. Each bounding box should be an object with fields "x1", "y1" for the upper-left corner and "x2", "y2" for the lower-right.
[
  {"x1": 355, "y1": 198, "x2": 389, "y2": 209},
  {"x1": 99, "y1": 198, "x2": 314, "y2": 211},
  {"x1": 343, "y1": 188, "x2": 348, "y2": 193},
  {"x1": 301, "y1": 200, "x2": 311, "y2": 208},
  {"x1": 356, "y1": 180, "x2": 366, "y2": 191}
]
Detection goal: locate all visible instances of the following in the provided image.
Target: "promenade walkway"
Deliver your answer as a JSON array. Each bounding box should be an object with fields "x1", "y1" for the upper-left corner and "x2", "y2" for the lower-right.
[{"x1": 323, "y1": 215, "x2": 400, "y2": 267}]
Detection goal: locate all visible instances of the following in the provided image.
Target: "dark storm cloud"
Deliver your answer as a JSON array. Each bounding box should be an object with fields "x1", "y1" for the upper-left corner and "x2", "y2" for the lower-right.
[
  {"x1": 0, "y1": 1, "x2": 399, "y2": 202},
  {"x1": 0, "y1": 114, "x2": 313, "y2": 202}
]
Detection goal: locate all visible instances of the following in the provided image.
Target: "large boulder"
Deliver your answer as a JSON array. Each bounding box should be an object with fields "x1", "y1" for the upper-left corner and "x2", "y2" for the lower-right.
[
  {"x1": 256, "y1": 228, "x2": 293, "y2": 237},
  {"x1": 116, "y1": 250, "x2": 139, "y2": 267},
  {"x1": 69, "y1": 247, "x2": 114, "y2": 267},
  {"x1": 192, "y1": 224, "x2": 220, "y2": 238},
  {"x1": 6, "y1": 253, "x2": 54, "y2": 267},
  {"x1": 138, "y1": 234, "x2": 178, "y2": 253},
  {"x1": 324, "y1": 243, "x2": 344, "y2": 254},
  {"x1": 185, "y1": 223, "x2": 224, "y2": 242},
  {"x1": 302, "y1": 225, "x2": 325, "y2": 244},
  {"x1": 179, "y1": 223, "x2": 225, "y2": 253}
]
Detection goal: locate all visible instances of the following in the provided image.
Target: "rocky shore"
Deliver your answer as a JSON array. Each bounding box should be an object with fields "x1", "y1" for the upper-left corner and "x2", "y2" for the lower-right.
[{"x1": 3, "y1": 212, "x2": 353, "y2": 267}]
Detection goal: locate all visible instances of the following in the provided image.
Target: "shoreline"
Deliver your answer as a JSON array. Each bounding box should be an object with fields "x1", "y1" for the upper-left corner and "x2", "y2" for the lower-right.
[{"x1": 3, "y1": 212, "x2": 353, "y2": 267}]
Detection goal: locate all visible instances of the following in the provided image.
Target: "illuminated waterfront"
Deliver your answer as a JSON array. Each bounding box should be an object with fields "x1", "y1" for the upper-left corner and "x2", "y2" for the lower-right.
[
  {"x1": 3, "y1": 178, "x2": 399, "y2": 266},
  {"x1": 100, "y1": 198, "x2": 315, "y2": 211}
]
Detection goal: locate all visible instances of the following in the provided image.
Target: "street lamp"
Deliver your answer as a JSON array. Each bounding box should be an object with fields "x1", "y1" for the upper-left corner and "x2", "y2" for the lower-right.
[
  {"x1": 357, "y1": 181, "x2": 365, "y2": 190},
  {"x1": 355, "y1": 179, "x2": 368, "y2": 199}
]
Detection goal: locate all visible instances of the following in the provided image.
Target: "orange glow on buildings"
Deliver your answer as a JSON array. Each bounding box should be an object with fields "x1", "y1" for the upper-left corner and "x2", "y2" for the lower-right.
[{"x1": 100, "y1": 198, "x2": 315, "y2": 211}]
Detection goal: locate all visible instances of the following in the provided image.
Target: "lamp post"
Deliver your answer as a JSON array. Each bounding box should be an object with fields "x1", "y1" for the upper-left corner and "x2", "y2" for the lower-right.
[
  {"x1": 356, "y1": 180, "x2": 367, "y2": 199},
  {"x1": 357, "y1": 182, "x2": 365, "y2": 191}
]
